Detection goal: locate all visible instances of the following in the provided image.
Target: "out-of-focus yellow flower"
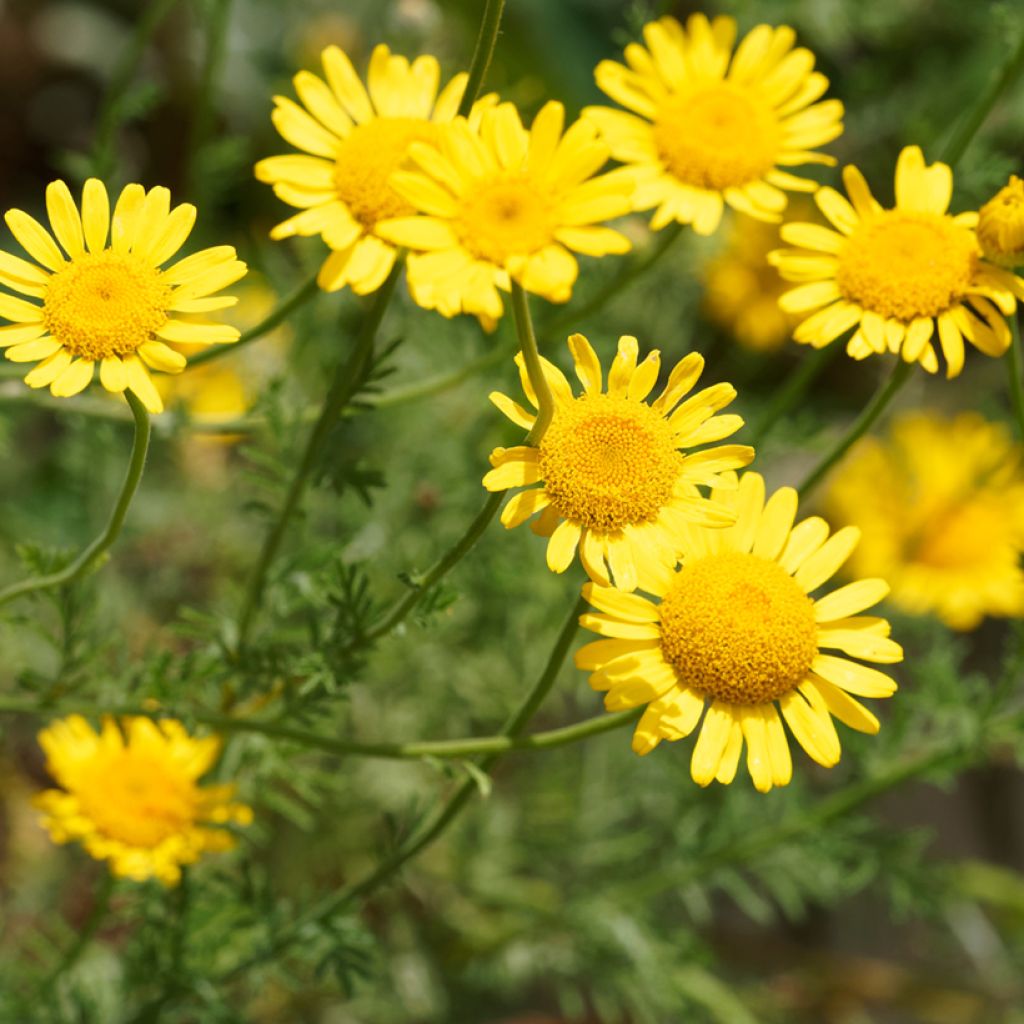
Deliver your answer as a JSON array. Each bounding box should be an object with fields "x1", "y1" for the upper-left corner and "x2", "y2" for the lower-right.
[
  {"x1": 577, "y1": 472, "x2": 901, "y2": 791},
  {"x1": 771, "y1": 146, "x2": 1022, "y2": 378},
  {"x1": 977, "y1": 175, "x2": 1024, "y2": 268},
  {"x1": 255, "y1": 43, "x2": 495, "y2": 296},
  {"x1": 826, "y1": 412, "x2": 1024, "y2": 630},
  {"x1": 377, "y1": 101, "x2": 636, "y2": 327},
  {"x1": 483, "y1": 333, "x2": 752, "y2": 590},
  {"x1": 584, "y1": 14, "x2": 843, "y2": 237},
  {"x1": 0, "y1": 179, "x2": 245, "y2": 413},
  {"x1": 34, "y1": 715, "x2": 252, "y2": 885}
]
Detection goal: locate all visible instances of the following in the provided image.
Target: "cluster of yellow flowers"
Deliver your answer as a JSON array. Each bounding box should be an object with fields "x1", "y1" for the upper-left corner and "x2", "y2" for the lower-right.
[{"x1": 3, "y1": 12, "x2": 1024, "y2": 883}]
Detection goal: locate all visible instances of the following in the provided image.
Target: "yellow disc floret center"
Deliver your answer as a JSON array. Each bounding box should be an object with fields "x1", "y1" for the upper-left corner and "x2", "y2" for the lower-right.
[
  {"x1": 333, "y1": 117, "x2": 437, "y2": 228},
  {"x1": 457, "y1": 175, "x2": 554, "y2": 263},
  {"x1": 653, "y1": 84, "x2": 780, "y2": 191},
  {"x1": 836, "y1": 211, "x2": 978, "y2": 321},
  {"x1": 539, "y1": 393, "x2": 683, "y2": 531},
  {"x1": 76, "y1": 750, "x2": 196, "y2": 848},
  {"x1": 44, "y1": 251, "x2": 170, "y2": 361},
  {"x1": 659, "y1": 551, "x2": 818, "y2": 704}
]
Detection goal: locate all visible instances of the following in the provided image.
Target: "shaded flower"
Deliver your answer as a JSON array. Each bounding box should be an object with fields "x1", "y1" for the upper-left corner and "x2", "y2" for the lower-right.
[{"x1": 977, "y1": 175, "x2": 1024, "y2": 268}]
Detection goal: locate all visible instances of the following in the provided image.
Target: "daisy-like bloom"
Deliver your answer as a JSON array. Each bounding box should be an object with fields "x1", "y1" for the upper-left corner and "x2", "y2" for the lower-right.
[
  {"x1": 826, "y1": 412, "x2": 1024, "y2": 630},
  {"x1": 34, "y1": 715, "x2": 253, "y2": 885},
  {"x1": 771, "y1": 146, "x2": 1023, "y2": 378},
  {"x1": 977, "y1": 175, "x2": 1024, "y2": 269},
  {"x1": 255, "y1": 43, "x2": 495, "y2": 295},
  {"x1": 576, "y1": 472, "x2": 902, "y2": 791},
  {"x1": 376, "y1": 101, "x2": 636, "y2": 325},
  {"x1": 583, "y1": 14, "x2": 843, "y2": 237},
  {"x1": 482, "y1": 334, "x2": 753, "y2": 590},
  {"x1": 0, "y1": 179, "x2": 245, "y2": 413}
]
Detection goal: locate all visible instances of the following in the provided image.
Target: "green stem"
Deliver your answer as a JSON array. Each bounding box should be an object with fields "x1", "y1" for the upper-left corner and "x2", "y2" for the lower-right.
[
  {"x1": 797, "y1": 359, "x2": 912, "y2": 499},
  {"x1": 186, "y1": 272, "x2": 320, "y2": 369},
  {"x1": 456, "y1": 0, "x2": 506, "y2": 117},
  {"x1": 510, "y1": 282, "x2": 554, "y2": 443},
  {"x1": 235, "y1": 263, "x2": 401, "y2": 649},
  {"x1": 186, "y1": 0, "x2": 234, "y2": 199},
  {"x1": 91, "y1": 0, "x2": 181, "y2": 180},
  {"x1": 1006, "y1": 312, "x2": 1024, "y2": 442},
  {"x1": 363, "y1": 490, "x2": 504, "y2": 644},
  {"x1": 0, "y1": 393, "x2": 151, "y2": 609},
  {"x1": 545, "y1": 224, "x2": 683, "y2": 336},
  {"x1": 940, "y1": 29, "x2": 1024, "y2": 167},
  {"x1": 749, "y1": 343, "x2": 841, "y2": 441},
  {"x1": 42, "y1": 873, "x2": 114, "y2": 990},
  {"x1": 221, "y1": 594, "x2": 586, "y2": 981}
]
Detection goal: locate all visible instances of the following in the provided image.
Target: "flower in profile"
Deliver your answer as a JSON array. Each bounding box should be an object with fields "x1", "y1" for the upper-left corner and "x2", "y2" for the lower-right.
[
  {"x1": 0, "y1": 179, "x2": 245, "y2": 413},
  {"x1": 377, "y1": 101, "x2": 637, "y2": 325},
  {"x1": 483, "y1": 334, "x2": 753, "y2": 590},
  {"x1": 826, "y1": 412, "x2": 1024, "y2": 630},
  {"x1": 583, "y1": 14, "x2": 843, "y2": 237},
  {"x1": 255, "y1": 43, "x2": 494, "y2": 296},
  {"x1": 771, "y1": 146, "x2": 1022, "y2": 377},
  {"x1": 34, "y1": 715, "x2": 252, "y2": 885},
  {"x1": 977, "y1": 175, "x2": 1024, "y2": 269},
  {"x1": 576, "y1": 472, "x2": 901, "y2": 791}
]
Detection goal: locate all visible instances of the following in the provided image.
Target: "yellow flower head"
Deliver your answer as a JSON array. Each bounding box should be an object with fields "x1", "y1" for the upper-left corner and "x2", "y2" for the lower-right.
[
  {"x1": 483, "y1": 334, "x2": 754, "y2": 590},
  {"x1": 576, "y1": 472, "x2": 902, "y2": 791},
  {"x1": 0, "y1": 179, "x2": 246, "y2": 413},
  {"x1": 34, "y1": 715, "x2": 252, "y2": 885},
  {"x1": 583, "y1": 14, "x2": 843, "y2": 237},
  {"x1": 977, "y1": 175, "x2": 1024, "y2": 268},
  {"x1": 377, "y1": 101, "x2": 636, "y2": 326},
  {"x1": 771, "y1": 146, "x2": 1023, "y2": 377},
  {"x1": 255, "y1": 43, "x2": 495, "y2": 296},
  {"x1": 826, "y1": 412, "x2": 1024, "y2": 631}
]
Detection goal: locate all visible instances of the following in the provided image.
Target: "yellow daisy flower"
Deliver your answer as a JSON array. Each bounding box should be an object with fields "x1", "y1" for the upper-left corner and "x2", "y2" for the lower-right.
[
  {"x1": 576, "y1": 472, "x2": 902, "y2": 791},
  {"x1": 482, "y1": 334, "x2": 754, "y2": 590},
  {"x1": 583, "y1": 14, "x2": 843, "y2": 236},
  {"x1": 0, "y1": 178, "x2": 245, "y2": 414},
  {"x1": 826, "y1": 412, "x2": 1024, "y2": 631},
  {"x1": 255, "y1": 43, "x2": 494, "y2": 295},
  {"x1": 34, "y1": 715, "x2": 253, "y2": 885},
  {"x1": 977, "y1": 175, "x2": 1024, "y2": 268},
  {"x1": 376, "y1": 101, "x2": 637, "y2": 325},
  {"x1": 771, "y1": 146, "x2": 1022, "y2": 378}
]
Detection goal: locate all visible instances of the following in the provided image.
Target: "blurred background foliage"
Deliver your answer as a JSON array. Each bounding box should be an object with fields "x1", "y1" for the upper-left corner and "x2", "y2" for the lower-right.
[{"x1": 1, "y1": 0, "x2": 1024, "y2": 1021}]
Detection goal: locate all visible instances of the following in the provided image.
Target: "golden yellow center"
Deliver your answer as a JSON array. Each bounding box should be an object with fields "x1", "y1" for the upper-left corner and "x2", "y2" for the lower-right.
[
  {"x1": 457, "y1": 175, "x2": 554, "y2": 264},
  {"x1": 909, "y1": 500, "x2": 1007, "y2": 572},
  {"x1": 653, "y1": 84, "x2": 780, "y2": 191},
  {"x1": 978, "y1": 177, "x2": 1024, "y2": 266},
  {"x1": 539, "y1": 393, "x2": 682, "y2": 531},
  {"x1": 44, "y1": 250, "x2": 170, "y2": 361},
  {"x1": 77, "y1": 750, "x2": 196, "y2": 848},
  {"x1": 333, "y1": 117, "x2": 437, "y2": 228},
  {"x1": 836, "y1": 211, "x2": 978, "y2": 321},
  {"x1": 658, "y1": 551, "x2": 818, "y2": 704}
]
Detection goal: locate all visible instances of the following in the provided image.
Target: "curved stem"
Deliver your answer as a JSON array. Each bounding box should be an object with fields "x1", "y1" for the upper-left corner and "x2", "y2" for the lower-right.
[
  {"x1": 940, "y1": 29, "x2": 1024, "y2": 167},
  {"x1": 456, "y1": 0, "x2": 506, "y2": 117},
  {"x1": 0, "y1": 393, "x2": 151, "y2": 609},
  {"x1": 797, "y1": 359, "x2": 912, "y2": 499},
  {"x1": 186, "y1": 272, "x2": 320, "y2": 369},
  {"x1": 363, "y1": 490, "x2": 504, "y2": 644},
  {"x1": 749, "y1": 343, "x2": 841, "y2": 441},
  {"x1": 235, "y1": 263, "x2": 401, "y2": 650},
  {"x1": 1006, "y1": 312, "x2": 1024, "y2": 441},
  {"x1": 510, "y1": 282, "x2": 554, "y2": 442},
  {"x1": 221, "y1": 593, "x2": 586, "y2": 981}
]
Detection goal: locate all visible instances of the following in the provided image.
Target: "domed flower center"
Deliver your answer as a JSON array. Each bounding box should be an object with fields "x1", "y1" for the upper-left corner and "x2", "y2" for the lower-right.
[
  {"x1": 658, "y1": 551, "x2": 818, "y2": 704},
  {"x1": 978, "y1": 176, "x2": 1024, "y2": 266},
  {"x1": 910, "y1": 500, "x2": 1006, "y2": 571},
  {"x1": 44, "y1": 251, "x2": 170, "y2": 361},
  {"x1": 333, "y1": 117, "x2": 437, "y2": 228},
  {"x1": 653, "y1": 84, "x2": 780, "y2": 190},
  {"x1": 836, "y1": 211, "x2": 978, "y2": 321},
  {"x1": 77, "y1": 750, "x2": 196, "y2": 848},
  {"x1": 457, "y1": 176, "x2": 554, "y2": 263},
  {"x1": 539, "y1": 393, "x2": 683, "y2": 531}
]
